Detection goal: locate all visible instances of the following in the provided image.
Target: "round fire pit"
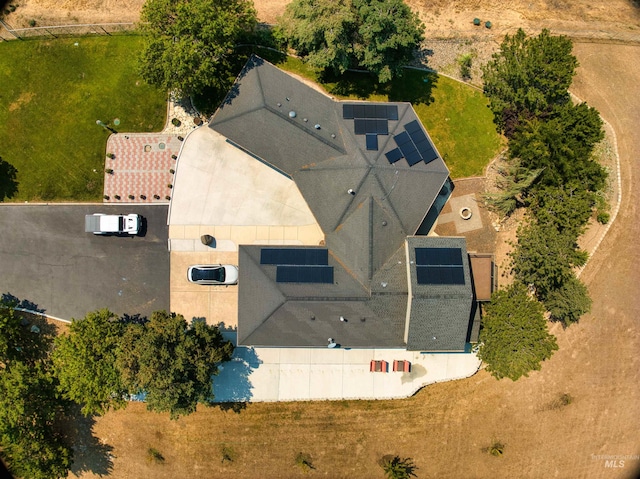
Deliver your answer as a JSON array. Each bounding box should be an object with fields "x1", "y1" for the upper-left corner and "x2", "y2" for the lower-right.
[{"x1": 460, "y1": 207, "x2": 473, "y2": 220}]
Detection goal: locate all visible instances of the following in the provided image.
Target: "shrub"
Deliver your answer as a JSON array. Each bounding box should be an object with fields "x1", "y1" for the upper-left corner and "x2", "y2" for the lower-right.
[
  {"x1": 106, "y1": 152, "x2": 115, "y2": 159},
  {"x1": 220, "y1": 444, "x2": 235, "y2": 463},
  {"x1": 147, "y1": 447, "x2": 165, "y2": 464},
  {"x1": 28, "y1": 19, "x2": 36, "y2": 27},
  {"x1": 458, "y1": 53, "x2": 473, "y2": 80},
  {"x1": 485, "y1": 441, "x2": 505, "y2": 457},
  {"x1": 128, "y1": 194, "x2": 135, "y2": 200},
  {"x1": 171, "y1": 118, "x2": 182, "y2": 127},
  {"x1": 378, "y1": 455, "x2": 418, "y2": 479},
  {"x1": 169, "y1": 168, "x2": 175, "y2": 174},
  {"x1": 114, "y1": 195, "x2": 121, "y2": 200},
  {"x1": 294, "y1": 452, "x2": 314, "y2": 473},
  {"x1": 105, "y1": 168, "x2": 114, "y2": 174},
  {"x1": 167, "y1": 184, "x2": 173, "y2": 189}
]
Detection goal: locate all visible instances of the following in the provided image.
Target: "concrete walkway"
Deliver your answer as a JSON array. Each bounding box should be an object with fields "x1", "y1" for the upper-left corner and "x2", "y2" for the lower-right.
[{"x1": 213, "y1": 334, "x2": 481, "y2": 402}]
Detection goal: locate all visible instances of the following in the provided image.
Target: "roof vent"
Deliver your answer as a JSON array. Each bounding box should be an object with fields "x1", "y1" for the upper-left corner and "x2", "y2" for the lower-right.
[
  {"x1": 277, "y1": 102, "x2": 282, "y2": 107},
  {"x1": 303, "y1": 118, "x2": 308, "y2": 122},
  {"x1": 331, "y1": 133, "x2": 336, "y2": 138},
  {"x1": 289, "y1": 111, "x2": 297, "y2": 118},
  {"x1": 348, "y1": 189, "x2": 356, "y2": 196},
  {"x1": 382, "y1": 220, "x2": 387, "y2": 226},
  {"x1": 314, "y1": 124, "x2": 321, "y2": 130}
]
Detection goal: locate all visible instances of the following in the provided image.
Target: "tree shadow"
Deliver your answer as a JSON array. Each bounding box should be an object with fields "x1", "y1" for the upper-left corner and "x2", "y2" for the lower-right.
[
  {"x1": 323, "y1": 68, "x2": 438, "y2": 105},
  {"x1": 120, "y1": 313, "x2": 148, "y2": 325},
  {"x1": 61, "y1": 408, "x2": 114, "y2": 477},
  {"x1": 1, "y1": 292, "x2": 45, "y2": 314},
  {"x1": 0, "y1": 156, "x2": 18, "y2": 201},
  {"x1": 211, "y1": 345, "x2": 262, "y2": 411}
]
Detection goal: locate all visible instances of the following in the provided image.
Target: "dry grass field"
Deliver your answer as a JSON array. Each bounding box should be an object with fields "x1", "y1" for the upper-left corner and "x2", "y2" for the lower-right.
[{"x1": 2, "y1": 1, "x2": 639, "y2": 478}]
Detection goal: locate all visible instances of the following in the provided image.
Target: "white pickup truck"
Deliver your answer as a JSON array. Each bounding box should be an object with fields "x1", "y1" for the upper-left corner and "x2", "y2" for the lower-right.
[{"x1": 85, "y1": 213, "x2": 141, "y2": 235}]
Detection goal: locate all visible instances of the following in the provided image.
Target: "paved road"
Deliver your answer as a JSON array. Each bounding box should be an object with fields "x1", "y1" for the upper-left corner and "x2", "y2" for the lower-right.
[{"x1": 0, "y1": 204, "x2": 169, "y2": 320}]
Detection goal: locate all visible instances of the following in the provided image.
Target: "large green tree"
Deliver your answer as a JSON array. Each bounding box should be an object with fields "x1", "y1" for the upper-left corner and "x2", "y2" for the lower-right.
[
  {"x1": 509, "y1": 102, "x2": 606, "y2": 191},
  {"x1": 52, "y1": 309, "x2": 127, "y2": 416},
  {"x1": 528, "y1": 184, "x2": 595, "y2": 238},
  {"x1": 279, "y1": 0, "x2": 424, "y2": 83},
  {"x1": 509, "y1": 222, "x2": 588, "y2": 300},
  {"x1": 478, "y1": 283, "x2": 558, "y2": 381},
  {"x1": 117, "y1": 311, "x2": 234, "y2": 419},
  {"x1": 0, "y1": 362, "x2": 72, "y2": 479},
  {"x1": 138, "y1": 0, "x2": 257, "y2": 97},
  {"x1": 544, "y1": 276, "x2": 592, "y2": 327},
  {"x1": 482, "y1": 29, "x2": 577, "y2": 136},
  {"x1": 0, "y1": 300, "x2": 72, "y2": 479}
]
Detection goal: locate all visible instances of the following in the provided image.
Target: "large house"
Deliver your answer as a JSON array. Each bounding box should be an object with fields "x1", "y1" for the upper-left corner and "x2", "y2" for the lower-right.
[{"x1": 207, "y1": 55, "x2": 491, "y2": 353}]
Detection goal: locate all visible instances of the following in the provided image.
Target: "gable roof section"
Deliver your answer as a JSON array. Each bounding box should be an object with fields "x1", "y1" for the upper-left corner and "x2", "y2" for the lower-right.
[
  {"x1": 238, "y1": 245, "x2": 409, "y2": 347},
  {"x1": 405, "y1": 237, "x2": 474, "y2": 351}
]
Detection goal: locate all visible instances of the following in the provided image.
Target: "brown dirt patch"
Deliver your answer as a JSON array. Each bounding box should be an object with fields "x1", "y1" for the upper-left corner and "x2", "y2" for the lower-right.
[{"x1": 8, "y1": 91, "x2": 35, "y2": 112}]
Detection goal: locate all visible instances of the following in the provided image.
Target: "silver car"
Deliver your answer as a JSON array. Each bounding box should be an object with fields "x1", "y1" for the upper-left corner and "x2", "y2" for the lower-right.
[{"x1": 187, "y1": 264, "x2": 239, "y2": 285}]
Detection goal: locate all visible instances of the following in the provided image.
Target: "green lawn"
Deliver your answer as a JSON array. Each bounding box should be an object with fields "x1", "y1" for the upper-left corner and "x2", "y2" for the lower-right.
[
  {"x1": 245, "y1": 48, "x2": 503, "y2": 179},
  {"x1": 0, "y1": 35, "x2": 166, "y2": 201}
]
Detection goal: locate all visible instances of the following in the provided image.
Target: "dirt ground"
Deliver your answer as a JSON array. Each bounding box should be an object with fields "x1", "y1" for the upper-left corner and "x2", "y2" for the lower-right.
[{"x1": 2, "y1": 1, "x2": 638, "y2": 478}]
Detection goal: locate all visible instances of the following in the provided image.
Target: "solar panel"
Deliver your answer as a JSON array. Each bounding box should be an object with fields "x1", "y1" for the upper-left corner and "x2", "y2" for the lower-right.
[
  {"x1": 354, "y1": 119, "x2": 367, "y2": 135},
  {"x1": 393, "y1": 131, "x2": 412, "y2": 146},
  {"x1": 387, "y1": 106, "x2": 399, "y2": 120},
  {"x1": 276, "y1": 265, "x2": 334, "y2": 283},
  {"x1": 260, "y1": 248, "x2": 329, "y2": 265},
  {"x1": 385, "y1": 148, "x2": 403, "y2": 164},
  {"x1": 353, "y1": 104, "x2": 365, "y2": 118},
  {"x1": 375, "y1": 105, "x2": 388, "y2": 119},
  {"x1": 415, "y1": 247, "x2": 463, "y2": 266},
  {"x1": 366, "y1": 133, "x2": 378, "y2": 151},
  {"x1": 416, "y1": 266, "x2": 465, "y2": 285},
  {"x1": 343, "y1": 104, "x2": 354, "y2": 119},
  {"x1": 364, "y1": 105, "x2": 376, "y2": 118},
  {"x1": 376, "y1": 119, "x2": 388, "y2": 135},
  {"x1": 405, "y1": 150, "x2": 423, "y2": 166},
  {"x1": 408, "y1": 128, "x2": 427, "y2": 144},
  {"x1": 404, "y1": 120, "x2": 421, "y2": 134}
]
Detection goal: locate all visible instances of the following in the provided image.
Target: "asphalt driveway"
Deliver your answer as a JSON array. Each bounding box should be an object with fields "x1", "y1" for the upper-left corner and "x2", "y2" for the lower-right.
[{"x1": 0, "y1": 204, "x2": 169, "y2": 320}]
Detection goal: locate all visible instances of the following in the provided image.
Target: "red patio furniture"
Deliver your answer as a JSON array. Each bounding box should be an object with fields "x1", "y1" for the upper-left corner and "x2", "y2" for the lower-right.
[
  {"x1": 393, "y1": 360, "x2": 411, "y2": 372},
  {"x1": 370, "y1": 360, "x2": 388, "y2": 372}
]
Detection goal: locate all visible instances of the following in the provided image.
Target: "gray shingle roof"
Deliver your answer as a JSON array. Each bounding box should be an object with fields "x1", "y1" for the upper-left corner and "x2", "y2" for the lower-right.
[
  {"x1": 211, "y1": 56, "x2": 474, "y2": 351},
  {"x1": 405, "y1": 237, "x2": 474, "y2": 351}
]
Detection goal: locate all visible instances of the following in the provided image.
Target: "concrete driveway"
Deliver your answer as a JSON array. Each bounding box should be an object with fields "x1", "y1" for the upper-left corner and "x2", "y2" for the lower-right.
[{"x1": 0, "y1": 204, "x2": 169, "y2": 320}]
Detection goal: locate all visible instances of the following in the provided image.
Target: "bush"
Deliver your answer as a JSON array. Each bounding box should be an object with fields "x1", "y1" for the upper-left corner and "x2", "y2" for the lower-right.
[
  {"x1": 105, "y1": 168, "x2": 114, "y2": 174},
  {"x1": 457, "y1": 53, "x2": 473, "y2": 80},
  {"x1": 28, "y1": 19, "x2": 36, "y2": 27},
  {"x1": 378, "y1": 455, "x2": 418, "y2": 479},
  {"x1": 147, "y1": 447, "x2": 165, "y2": 464},
  {"x1": 294, "y1": 452, "x2": 314, "y2": 473},
  {"x1": 485, "y1": 441, "x2": 505, "y2": 457},
  {"x1": 220, "y1": 444, "x2": 235, "y2": 463},
  {"x1": 171, "y1": 118, "x2": 182, "y2": 127},
  {"x1": 106, "y1": 152, "x2": 115, "y2": 159}
]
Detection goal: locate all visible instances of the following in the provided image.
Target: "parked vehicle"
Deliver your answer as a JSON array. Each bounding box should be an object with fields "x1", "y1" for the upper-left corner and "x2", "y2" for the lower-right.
[
  {"x1": 85, "y1": 213, "x2": 141, "y2": 235},
  {"x1": 187, "y1": 264, "x2": 239, "y2": 285}
]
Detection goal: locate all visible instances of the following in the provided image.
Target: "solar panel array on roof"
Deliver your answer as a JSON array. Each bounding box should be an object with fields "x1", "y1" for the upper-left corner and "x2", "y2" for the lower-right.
[
  {"x1": 343, "y1": 104, "x2": 398, "y2": 120},
  {"x1": 354, "y1": 119, "x2": 389, "y2": 135},
  {"x1": 261, "y1": 248, "x2": 328, "y2": 265},
  {"x1": 416, "y1": 265, "x2": 465, "y2": 285},
  {"x1": 276, "y1": 265, "x2": 334, "y2": 283},
  {"x1": 415, "y1": 247, "x2": 465, "y2": 285},
  {"x1": 415, "y1": 247, "x2": 463, "y2": 266},
  {"x1": 386, "y1": 121, "x2": 439, "y2": 166}
]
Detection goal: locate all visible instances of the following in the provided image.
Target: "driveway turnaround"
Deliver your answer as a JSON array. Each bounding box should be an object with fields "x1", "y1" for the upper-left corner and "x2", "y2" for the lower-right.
[{"x1": 0, "y1": 204, "x2": 169, "y2": 320}]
